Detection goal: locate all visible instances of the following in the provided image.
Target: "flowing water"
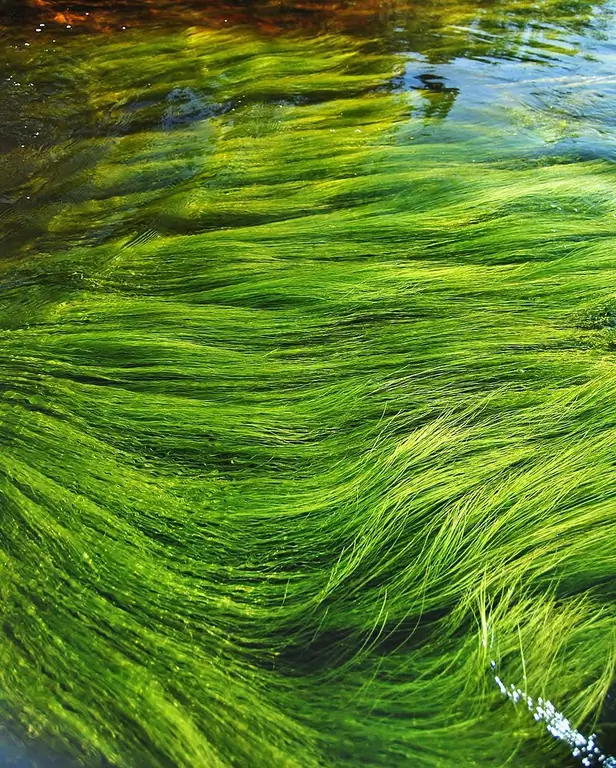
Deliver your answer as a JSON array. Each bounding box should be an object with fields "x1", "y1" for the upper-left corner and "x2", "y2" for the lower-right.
[{"x1": 1, "y1": 1, "x2": 616, "y2": 766}]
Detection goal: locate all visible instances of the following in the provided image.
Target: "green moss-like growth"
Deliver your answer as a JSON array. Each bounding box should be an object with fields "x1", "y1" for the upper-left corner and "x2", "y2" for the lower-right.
[{"x1": 1, "y1": 6, "x2": 616, "y2": 766}]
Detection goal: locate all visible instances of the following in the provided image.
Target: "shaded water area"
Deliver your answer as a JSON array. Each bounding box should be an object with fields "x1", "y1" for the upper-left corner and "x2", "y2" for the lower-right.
[{"x1": 1, "y1": 1, "x2": 616, "y2": 766}]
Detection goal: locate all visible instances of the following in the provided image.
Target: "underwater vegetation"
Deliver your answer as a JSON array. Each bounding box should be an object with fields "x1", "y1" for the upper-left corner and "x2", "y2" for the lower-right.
[{"x1": 1, "y1": 0, "x2": 616, "y2": 766}]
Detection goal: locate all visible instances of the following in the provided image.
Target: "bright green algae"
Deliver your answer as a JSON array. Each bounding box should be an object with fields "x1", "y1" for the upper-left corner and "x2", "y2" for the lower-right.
[{"x1": 1, "y1": 4, "x2": 616, "y2": 766}]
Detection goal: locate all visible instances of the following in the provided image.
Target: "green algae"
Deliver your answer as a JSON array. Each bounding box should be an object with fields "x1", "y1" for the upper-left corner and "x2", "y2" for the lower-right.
[{"x1": 1, "y1": 2, "x2": 616, "y2": 766}]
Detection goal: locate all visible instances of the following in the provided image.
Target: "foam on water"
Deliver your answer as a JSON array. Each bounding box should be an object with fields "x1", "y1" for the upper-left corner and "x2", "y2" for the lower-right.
[{"x1": 492, "y1": 661, "x2": 616, "y2": 768}]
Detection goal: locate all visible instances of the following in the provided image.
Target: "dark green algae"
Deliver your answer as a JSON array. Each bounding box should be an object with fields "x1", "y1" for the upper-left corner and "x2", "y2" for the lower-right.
[{"x1": 1, "y1": 1, "x2": 616, "y2": 766}]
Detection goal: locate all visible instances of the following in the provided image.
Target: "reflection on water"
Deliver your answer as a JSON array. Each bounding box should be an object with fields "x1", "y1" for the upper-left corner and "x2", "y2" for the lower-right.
[
  {"x1": 0, "y1": 0, "x2": 611, "y2": 252},
  {"x1": 0, "y1": 1, "x2": 615, "y2": 766},
  {"x1": 0, "y1": 726, "x2": 77, "y2": 768},
  {"x1": 0, "y1": 0, "x2": 614, "y2": 152}
]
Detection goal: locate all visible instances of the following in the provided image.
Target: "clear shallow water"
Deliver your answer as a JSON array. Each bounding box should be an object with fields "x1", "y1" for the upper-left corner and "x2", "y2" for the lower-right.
[
  {"x1": 1, "y1": 1, "x2": 616, "y2": 256},
  {"x1": 1, "y1": 2, "x2": 616, "y2": 767}
]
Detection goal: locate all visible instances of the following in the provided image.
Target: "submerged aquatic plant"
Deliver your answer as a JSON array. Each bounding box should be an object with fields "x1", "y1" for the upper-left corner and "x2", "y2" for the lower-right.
[{"x1": 0, "y1": 2, "x2": 616, "y2": 766}]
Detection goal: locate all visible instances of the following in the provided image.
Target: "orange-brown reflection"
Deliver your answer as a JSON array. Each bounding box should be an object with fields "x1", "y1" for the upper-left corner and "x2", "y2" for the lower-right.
[
  {"x1": 9, "y1": 0, "x2": 607, "y2": 46},
  {"x1": 2, "y1": 0, "x2": 445, "y2": 35}
]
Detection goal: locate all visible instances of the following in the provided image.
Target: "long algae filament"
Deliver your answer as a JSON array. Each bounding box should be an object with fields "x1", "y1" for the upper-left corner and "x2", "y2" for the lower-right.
[{"x1": 0, "y1": 1, "x2": 616, "y2": 766}]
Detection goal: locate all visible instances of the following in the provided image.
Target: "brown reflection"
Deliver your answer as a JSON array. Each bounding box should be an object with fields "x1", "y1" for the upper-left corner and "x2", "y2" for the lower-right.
[
  {"x1": 4, "y1": 0, "x2": 392, "y2": 34},
  {"x1": 5, "y1": 0, "x2": 610, "y2": 42}
]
